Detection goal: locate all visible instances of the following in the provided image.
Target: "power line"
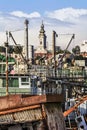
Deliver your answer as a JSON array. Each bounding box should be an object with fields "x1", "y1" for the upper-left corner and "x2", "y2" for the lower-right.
[
  {"x1": 58, "y1": 33, "x2": 74, "y2": 36},
  {"x1": 10, "y1": 29, "x2": 24, "y2": 32}
]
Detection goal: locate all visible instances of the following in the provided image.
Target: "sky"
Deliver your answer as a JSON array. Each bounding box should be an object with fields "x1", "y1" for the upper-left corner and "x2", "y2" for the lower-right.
[{"x1": 0, "y1": 0, "x2": 87, "y2": 51}]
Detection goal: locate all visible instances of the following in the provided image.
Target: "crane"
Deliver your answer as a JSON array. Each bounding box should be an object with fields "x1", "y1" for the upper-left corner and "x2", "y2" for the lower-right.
[
  {"x1": 58, "y1": 34, "x2": 75, "y2": 67},
  {"x1": 9, "y1": 32, "x2": 26, "y2": 62},
  {"x1": 9, "y1": 31, "x2": 30, "y2": 72},
  {"x1": 63, "y1": 95, "x2": 87, "y2": 117},
  {"x1": 63, "y1": 95, "x2": 87, "y2": 129}
]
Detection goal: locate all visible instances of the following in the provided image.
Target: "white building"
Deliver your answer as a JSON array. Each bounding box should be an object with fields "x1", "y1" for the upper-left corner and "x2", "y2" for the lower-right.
[{"x1": 80, "y1": 40, "x2": 87, "y2": 52}]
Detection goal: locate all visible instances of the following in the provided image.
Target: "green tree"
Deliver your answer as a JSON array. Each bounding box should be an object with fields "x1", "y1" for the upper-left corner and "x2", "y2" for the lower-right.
[{"x1": 72, "y1": 45, "x2": 80, "y2": 55}]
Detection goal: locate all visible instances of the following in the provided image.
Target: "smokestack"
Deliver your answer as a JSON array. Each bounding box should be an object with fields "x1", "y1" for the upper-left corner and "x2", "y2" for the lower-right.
[{"x1": 24, "y1": 19, "x2": 29, "y2": 60}]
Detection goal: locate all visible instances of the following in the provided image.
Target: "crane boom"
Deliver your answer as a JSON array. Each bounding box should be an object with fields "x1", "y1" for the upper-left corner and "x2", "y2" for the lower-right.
[
  {"x1": 9, "y1": 31, "x2": 28, "y2": 65},
  {"x1": 63, "y1": 95, "x2": 87, "y2": 117},
  {"x1": 58, "y1": 34, "x2": 75, "y2": 67}
]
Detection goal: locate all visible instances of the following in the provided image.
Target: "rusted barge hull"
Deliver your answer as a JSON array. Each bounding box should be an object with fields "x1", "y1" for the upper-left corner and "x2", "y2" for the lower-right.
[
  {"x1": 0, "y1": 94, "x2": 66, "y2": 130},
  {"x1": 0, "y1": 94, "x2": 63, "y2": 112}
]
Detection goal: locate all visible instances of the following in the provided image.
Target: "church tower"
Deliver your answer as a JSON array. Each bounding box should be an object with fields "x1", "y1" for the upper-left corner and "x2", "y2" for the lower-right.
[
  {"x1": 39, "y1": 21, "x2": 47, "y2": 49},
  {"x1": 35, "y1": 21, "x2": 47, "y2": 56}
]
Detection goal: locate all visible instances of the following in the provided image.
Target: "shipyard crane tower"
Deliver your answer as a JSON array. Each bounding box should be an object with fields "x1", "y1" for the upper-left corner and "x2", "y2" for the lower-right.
[
  {"x1": 9, "y1": 31, "x2": 30, "y2": 73},
  {"x1": 8, "y1": 19, "x2": 30, "y2": 73},
  {"x1": 51, "y1": 33, "x2": 75, "y2": 66},
  {"x1": 57, "y1": 33, "x2": 75, "y2": 67},
  {"x1": 51, "y1": 32, "x2": 75, "y2": 76}
]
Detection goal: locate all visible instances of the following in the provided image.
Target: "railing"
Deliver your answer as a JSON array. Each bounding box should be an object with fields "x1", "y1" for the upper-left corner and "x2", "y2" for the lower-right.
[
  {"x1": 0, "y1": 64, "x2": 87, "y2": 78},
  {"x1": 0, "y1": 65, "x2": 87, "y2": 96},
  {"x1": 46, "y1": 68, "x2": 87, "y2": 78}
]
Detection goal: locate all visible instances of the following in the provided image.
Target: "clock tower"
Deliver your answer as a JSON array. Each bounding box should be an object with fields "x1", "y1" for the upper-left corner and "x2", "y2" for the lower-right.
[
  {"x1": 35, "y1": 21, "x2": 47, "y2": 56},
  {"x1": 39, "y1": 21, "x2": 47, "y2": 49}
]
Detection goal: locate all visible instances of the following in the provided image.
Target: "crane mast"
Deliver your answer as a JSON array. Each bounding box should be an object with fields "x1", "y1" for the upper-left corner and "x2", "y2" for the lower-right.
[
  {"x1": 58, "y1": 34, "x2": 75, "y2": 67},
  {"x1": 9, "y1": 32, "x2": 29, "y2": 73}
]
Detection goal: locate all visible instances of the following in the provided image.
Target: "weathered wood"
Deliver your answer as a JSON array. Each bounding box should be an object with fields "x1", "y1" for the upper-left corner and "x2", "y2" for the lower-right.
[{"x1": 45, "y1": 103, "x2": 66, "y2": 130}]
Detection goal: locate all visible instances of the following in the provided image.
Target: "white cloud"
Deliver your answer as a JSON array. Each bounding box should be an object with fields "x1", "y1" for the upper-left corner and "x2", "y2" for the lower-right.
[
  {"x1": 0, "y1": 8, "x2": 87, "y2": 51},
  {"x1": 28, "y1": 12, "x2": 41, "y2": 18},
  {"x1": 45, "y1": 7, "x2": 87, "y2": 22},
  {"x1": 10, "y1": 11, "x2": 41, "y2": 18}
]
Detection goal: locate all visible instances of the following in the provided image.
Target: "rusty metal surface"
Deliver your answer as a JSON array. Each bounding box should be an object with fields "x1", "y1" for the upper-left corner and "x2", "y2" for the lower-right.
[
  {"x1": 0, "y1": 94, "x2": 64, "y2": 128},
  {"x1": 0, "y1": 105, "x2": 40, "y2": 115},
  {"x1": 0, "y1": 108, "x2": 42, "y2": 125},
  {"x1": 0, "y1": 94, "x2": 63, "y2": 126},
  {"x1": 0, "y1": 94, "x2": 63, "y2": 111},
  {"x1": 46, "y1": 94, "x2": 63, "y2": 102}
]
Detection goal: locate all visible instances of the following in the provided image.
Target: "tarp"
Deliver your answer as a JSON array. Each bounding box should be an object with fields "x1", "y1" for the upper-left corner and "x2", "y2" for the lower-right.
[{"x1": 0, "y1": 54, "x2": 15, "y2": 62}]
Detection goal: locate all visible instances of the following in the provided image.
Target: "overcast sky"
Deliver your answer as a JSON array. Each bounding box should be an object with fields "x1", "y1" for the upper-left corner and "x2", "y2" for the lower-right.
[{"x1": 0, "y1": 0, "x2": 87, "y2": 51}]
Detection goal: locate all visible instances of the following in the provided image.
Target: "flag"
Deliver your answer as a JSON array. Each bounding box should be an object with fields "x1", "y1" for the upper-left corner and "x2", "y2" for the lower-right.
[{"x1": 10, "y1": 70, "x2": 15, "y2": 75}]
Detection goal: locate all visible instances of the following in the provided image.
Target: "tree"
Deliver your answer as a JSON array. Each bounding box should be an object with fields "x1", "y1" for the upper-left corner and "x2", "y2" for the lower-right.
[
  {"x1": 72, "y1": 48, "x2": 76, "y2": 55},
  {"x1": 75, "y1": 45, "x2": 80, "y2": 54},
  {"x1": 72, "y1": 45, "x2": 80, "y2": 55}
]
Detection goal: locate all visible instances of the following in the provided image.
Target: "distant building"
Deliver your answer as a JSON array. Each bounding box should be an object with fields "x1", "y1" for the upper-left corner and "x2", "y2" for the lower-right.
[
  {"x1": 79, "y1": 41, "x2": 87, "y2": 66},
  {"x1": 75, "y1": 60, "x2": 85, "y2": 67},
  {"x1": 80, "y1": 40, "x2": 87, "y2": 53}
]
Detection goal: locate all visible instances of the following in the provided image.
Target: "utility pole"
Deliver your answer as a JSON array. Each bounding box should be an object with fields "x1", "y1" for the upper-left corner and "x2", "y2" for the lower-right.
[{"x1": 5, "y1": 31, "x2": 9, "y2": 95}]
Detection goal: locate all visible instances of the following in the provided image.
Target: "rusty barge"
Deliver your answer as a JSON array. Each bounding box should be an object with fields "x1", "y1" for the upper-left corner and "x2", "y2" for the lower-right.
[{"x1": 0, "y1": 94, "x2": 66, "y2": 130}]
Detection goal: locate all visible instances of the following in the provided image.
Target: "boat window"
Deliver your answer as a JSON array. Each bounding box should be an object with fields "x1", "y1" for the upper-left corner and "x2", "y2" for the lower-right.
[
  {"x1": 21, "y1": 78, "x2": 29, "y2": 82},
  {"x1": 3, "y1": 78, "x2": 19, "y2": 87},
  {"x1": 21, "y1": 78, "x2": 29, "y2": 85}
]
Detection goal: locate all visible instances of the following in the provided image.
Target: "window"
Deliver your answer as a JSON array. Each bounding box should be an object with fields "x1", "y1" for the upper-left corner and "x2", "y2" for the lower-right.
[
  {"x1": 40, "y1": 41, "x2": 42, "y2": 45},
  {"x1": 21, "y1": 77, "x2": 30, "y2": 85}
]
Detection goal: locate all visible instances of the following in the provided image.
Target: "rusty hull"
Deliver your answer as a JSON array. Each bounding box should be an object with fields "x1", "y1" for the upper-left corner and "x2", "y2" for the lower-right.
[{"x1": 0, "y1": 94, "x2": 63, "y2": 115}]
